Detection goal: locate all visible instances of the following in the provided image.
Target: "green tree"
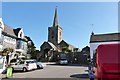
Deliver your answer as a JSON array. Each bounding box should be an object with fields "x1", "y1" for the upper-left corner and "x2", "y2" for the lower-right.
[
  {"x1": 25, "y1": 36, "x2": 36, "y2": 59},
  {"x1": 62, "y1": 47, "x2": 70, "y2": 53},
  {"x1": 31, "y1": 50, "x2": 40, "y2": 59}
]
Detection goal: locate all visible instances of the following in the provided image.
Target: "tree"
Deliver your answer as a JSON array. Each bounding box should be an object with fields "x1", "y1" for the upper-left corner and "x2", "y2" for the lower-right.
[
  {"x1": 25, "y1": 36, "x2": 36, "y2": 59},
  {"x1": 81, "y1": 46, "x2": 90, "y2": 64},
  {"x1": 25, "y1": 36, "x2": 36, "y2": 53},
  {"x1": 81, "y1": 46, "x2": 90, "y2": 53},
  {"x1": 2, "y1": 48, "x2": 13, "y2": 55},
  {"x1": 2, "y1": 48, "x2": 14, "y2": 64},
  {"x1": 31, "y1": 50, "x2": 40, "y2": 59},
  {"x1": 73, "y1": 48, "x2": 79, "y2": 52},
  {"x1": 62, "y1": 47, "x2": 71, "y2": 53}
]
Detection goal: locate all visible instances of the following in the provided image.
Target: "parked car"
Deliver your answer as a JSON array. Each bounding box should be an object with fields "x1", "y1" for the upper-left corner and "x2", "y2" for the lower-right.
[
  {"x1": 32, "y1": 59, "x2": 45, "y2": 69},
  {"x1": 59, "y1": 59, "x2": 68, "y2": 65},
  {"x1": 11, "y1": 60, "x2": 37, "y2": 72}
]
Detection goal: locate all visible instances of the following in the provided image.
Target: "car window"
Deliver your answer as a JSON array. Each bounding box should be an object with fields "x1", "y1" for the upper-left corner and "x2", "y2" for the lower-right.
[
  {"x1": 10, "y1": 59, "x2": 17, "y2": 63},
  {"x1": 15, "y1": 62, "x2": 20, "y2": 65},
  {"x1": 31, "y1": 61, "x2": 35, "y2": 63},
  {"x1": 26, "y1": 61, "x2": 31, "y2": 64},
  {"x1": 20, "y1": 61, "x2": 24, "y2": 64}
]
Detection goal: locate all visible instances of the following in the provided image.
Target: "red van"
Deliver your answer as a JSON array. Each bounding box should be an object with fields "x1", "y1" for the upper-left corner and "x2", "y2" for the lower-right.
[{"x1": 95, "y1": 44, "x2": 120, "y2": 80}]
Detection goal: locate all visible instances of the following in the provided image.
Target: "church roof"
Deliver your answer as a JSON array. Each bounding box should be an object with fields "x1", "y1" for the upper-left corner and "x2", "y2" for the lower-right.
[
  {"x1": 53, "y1": 7, "x2": 58, "y2": 27},
  {"x1": 59, "y1": 40, "x2": 76, "y2": 49},
  {"x1": 90, "y1": 32, "x2": 120, "y2": 43},
  {"x1": 48, "y1": 42, "x2": 57, "y2": 50},
  {"x1": 52, "y1": 7, "x2": 63, "y2": 30},
  {"x1": 59, "y1": 40, "x2": 69, "y2": 46}
]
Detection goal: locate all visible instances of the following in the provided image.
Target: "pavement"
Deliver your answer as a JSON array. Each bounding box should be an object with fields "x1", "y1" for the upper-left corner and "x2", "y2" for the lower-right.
[{"x1": 0, "y1": 63, "x2": 89, "y2": 80}]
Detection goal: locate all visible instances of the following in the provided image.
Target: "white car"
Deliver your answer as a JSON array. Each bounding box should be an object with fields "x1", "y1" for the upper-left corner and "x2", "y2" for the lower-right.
[
  {"x1": 32, "y1": 59, "x2": 46, "y2": 69},
  {"x1": 11, "y1": 60, "x2": 37, "y2": 72}
]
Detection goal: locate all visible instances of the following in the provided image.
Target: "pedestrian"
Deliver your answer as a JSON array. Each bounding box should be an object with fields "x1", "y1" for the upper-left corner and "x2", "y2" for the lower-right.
[{"x1": 5, "y1": 64, "x2": 13, "y2": 78}]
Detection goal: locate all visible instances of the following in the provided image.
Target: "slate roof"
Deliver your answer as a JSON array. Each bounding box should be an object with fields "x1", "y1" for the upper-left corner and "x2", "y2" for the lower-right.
[
  {"x1": 3, "y1": 24, "x2": 27, "y2": 42},
  {"x1": 59, "y1": 40, "x2": 76, "y2": 49},
  {"x1": 48, "y1": 42, "x2": 57, "y2": 50},
  {"x1": 90, "y1": 33, "x2": 120, "y2": 43},
  {"x1": 59, "y1": 40, "x2": 69, "y2": 46},
  {"x1": 3, "y1": 24, "x2": 17, "y2": 37}
]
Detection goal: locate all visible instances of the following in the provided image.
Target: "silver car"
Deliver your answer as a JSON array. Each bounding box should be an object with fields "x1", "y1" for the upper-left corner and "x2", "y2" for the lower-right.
[
  {"x1": 59, "y1": 59, "x2": 68, "y2": 65},
  {"x1": 32, "y1": 59, "x2": 44, "y2": 69}
]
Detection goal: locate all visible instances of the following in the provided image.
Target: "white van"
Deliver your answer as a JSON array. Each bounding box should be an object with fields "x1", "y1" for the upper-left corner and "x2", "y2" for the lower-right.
[{"x1": 0, "y1": 56, "x2": 7, "y2": 73}]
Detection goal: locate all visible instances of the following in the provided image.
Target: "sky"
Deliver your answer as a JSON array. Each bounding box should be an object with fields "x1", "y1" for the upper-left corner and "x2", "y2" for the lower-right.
[{"x1": 1, "y1": 2, "x2": 118, "y2": 50}]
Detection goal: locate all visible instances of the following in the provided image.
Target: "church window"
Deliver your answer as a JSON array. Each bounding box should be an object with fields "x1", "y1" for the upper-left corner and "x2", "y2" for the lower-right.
[{"x1": 60, "y1": 32, "x2": 61, "y2": 36}]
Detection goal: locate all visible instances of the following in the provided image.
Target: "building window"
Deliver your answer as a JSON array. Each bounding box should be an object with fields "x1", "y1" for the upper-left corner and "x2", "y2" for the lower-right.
[
  {"x1": 20, "y1": 33, "x2": 22, "y2": 38},
  {"x1": 60, "y1": 32, "x2": 61, "y2": 36},
  {"x1": 16, "y1": 40, "x2": 24, "y2": 49}
]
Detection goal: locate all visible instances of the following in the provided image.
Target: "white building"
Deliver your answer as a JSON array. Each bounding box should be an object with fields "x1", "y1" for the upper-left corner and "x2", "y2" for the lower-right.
[
  {"x1": 90, "y1": 32, "x2": 120, "y2": 59},
  {"x1": 0, "y1": 18, "x2": 4, "y2": 51},
  {"x1": 0, "y1": 18, "x2": 28, "y2": 61}
]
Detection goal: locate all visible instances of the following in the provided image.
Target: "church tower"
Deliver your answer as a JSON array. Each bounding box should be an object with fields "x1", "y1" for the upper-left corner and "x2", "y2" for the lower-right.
[{"x1": 48, "y1": 7, "x2": 62, "y2": 46}]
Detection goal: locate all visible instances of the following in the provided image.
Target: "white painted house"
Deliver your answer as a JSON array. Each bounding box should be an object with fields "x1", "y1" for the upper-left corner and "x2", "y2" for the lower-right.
[
  {"x1": 90, "y1": 32, "x2": 120, "y2": 59},
  {"x1": 0, "y1": 18, "x2": 28, "y2": 62},
  {"x1": 0, "y1": 18, "x2": 4, "y2": 51}
]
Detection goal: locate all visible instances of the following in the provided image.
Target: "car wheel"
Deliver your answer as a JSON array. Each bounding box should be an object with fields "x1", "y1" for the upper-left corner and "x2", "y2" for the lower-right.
[
  {"x1": 37, "y1": 65, "x2": 40, "y2": 69},
  {"x1": 40, "y1": 67, "x2": 43, "y2": 69},
  {"x1": 23, "y1": 67, "x2": 27, "y2": 72}
]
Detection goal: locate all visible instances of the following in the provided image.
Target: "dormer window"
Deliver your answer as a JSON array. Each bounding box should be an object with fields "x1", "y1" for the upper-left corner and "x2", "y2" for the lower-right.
[
  {"x1": 20, "y1": 32, "x2": 22, "y2": 38},
  {"x1": 17, "y1": 29, "x2": 24, "y2": 39}
]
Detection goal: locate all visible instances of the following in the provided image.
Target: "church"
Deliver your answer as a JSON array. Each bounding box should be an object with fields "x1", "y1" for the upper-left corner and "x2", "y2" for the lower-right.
[{"x1": 39, "y1": 7, "x2": 76, "y2": 62}]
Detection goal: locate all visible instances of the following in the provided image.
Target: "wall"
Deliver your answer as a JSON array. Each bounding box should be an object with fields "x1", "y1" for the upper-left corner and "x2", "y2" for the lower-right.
[
  {"x1": 2, "y1": 35, "x2": 16, "y2": 50},
  {"x1": 0, "y1": 18, "x2": 4, "y2": 52},
  {"x1": 57, "y1": 27, "x2": 62, "y2": 44}
]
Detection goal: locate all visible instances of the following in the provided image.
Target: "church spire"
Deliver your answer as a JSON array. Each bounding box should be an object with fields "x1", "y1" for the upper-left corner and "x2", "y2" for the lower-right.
[{"x1": 53, "y1": 6, "x2": 58, "y2": 27}]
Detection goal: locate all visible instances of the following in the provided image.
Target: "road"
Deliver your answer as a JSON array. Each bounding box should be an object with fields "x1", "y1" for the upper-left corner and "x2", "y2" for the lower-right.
[{"x1": 1, "y1": 64, "x2": 89, "y2": 80}]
